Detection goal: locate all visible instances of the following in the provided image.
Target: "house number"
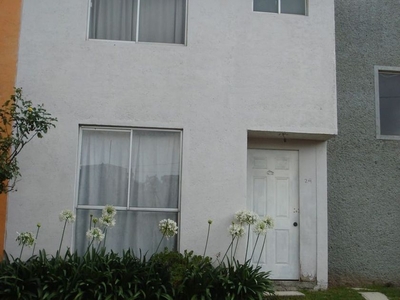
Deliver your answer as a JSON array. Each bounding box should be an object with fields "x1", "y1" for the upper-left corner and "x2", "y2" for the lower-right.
[{"x1": 304, "y1": 178, "x2": 312, "y2": 183}]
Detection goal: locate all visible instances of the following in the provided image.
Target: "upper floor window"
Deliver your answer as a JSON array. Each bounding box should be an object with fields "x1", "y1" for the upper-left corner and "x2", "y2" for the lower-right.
[
  {"x1": 253, "y1": 0, "x2": 306, "y2": 15},
  {"x1": 375, "y1": 66, "x2": 400, "y2": 139},
  {"x1": 89, "y1": 0, "x2": 186, "y2": 44}
]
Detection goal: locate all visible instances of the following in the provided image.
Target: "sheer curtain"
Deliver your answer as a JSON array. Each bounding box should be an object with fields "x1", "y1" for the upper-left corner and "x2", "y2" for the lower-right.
[
  {"x1": 89, "y1": 0, "x2": 186, "y2": 44},
  {"x1": 76, "y1": 129, "x2": 180, "y2": 255},
  {"x1": 89, "y1": 0, "x2": 137, "y2": 41},
  {"x1": 139, "y1": 0, "x2": 186, "y2": 44}
]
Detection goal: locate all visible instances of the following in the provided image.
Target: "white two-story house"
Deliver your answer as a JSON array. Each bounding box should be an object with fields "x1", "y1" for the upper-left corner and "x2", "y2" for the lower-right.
[{"x1": 5, "y1": 0, "x2": 336, "y2": 289}]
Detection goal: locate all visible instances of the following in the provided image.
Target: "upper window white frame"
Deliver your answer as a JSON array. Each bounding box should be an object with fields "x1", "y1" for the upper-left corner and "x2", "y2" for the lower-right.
[
  {"x1": 375, "y1": 66, "x2": 400, "y2": 140},
  {"x1": 253, "y1": 0, "x2": 308, "y2": 16},
  {"x1": 87, "y1": 0, "x2": 188, "y2": 45}
]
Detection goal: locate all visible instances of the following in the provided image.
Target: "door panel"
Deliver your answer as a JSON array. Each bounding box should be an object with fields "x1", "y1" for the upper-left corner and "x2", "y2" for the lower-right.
[{"x1": 247, "y1": 149, "x2": 299, "y2": 280}]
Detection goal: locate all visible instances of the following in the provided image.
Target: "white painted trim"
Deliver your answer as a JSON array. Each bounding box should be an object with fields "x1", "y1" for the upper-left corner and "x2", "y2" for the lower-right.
[
  {"x1": 247, "y1": 137, "x2": 328, "y2": 287},
  {"x1": 136, "y1": 0, "x2": 140, "y2": 43},
  {"x1": 86, "y1": 0, "x2": 92, "y2": 41},
  {"x1": 375, "y1": 65, "x2": 400, "y2": 140},
  {"x1": 315, "y1": 142, "x2": 328, "y2": 289}
]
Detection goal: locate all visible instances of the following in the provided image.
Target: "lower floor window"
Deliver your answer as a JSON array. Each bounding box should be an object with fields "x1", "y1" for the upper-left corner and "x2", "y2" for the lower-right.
[{"x1": 75, "y1": 127, "x2": 181, "y2": 254}]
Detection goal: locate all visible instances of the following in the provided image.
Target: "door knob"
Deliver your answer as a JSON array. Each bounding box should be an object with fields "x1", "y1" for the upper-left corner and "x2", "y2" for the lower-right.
[{"x1": 293, "y1": 222, "x2": 298, "y2": 227}]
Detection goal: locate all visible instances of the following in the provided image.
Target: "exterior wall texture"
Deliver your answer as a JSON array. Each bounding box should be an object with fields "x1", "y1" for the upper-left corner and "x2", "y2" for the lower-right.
[
  {"x1": 329, "y1": 0, "x2": 400, "y2": 285},
  {"x1": 7, "y1": 0, "x2": 336, "y2": 283}
]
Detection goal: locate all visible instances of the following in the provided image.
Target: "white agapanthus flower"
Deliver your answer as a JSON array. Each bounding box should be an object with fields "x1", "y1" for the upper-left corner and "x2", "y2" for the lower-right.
[
  {"x1": 99, "y1": 214, "x2": 116, "y2": 228},
  {"x1": 158, "y1": 219, "x2": 178, "y2": 239},
  {"x1": 102, "y1": 205, "x2": 117, "y2": 217},
  {"x1": 59, "y1": 209, "x2": 76, "y2": 223},
  {"x1": 228, "y1": 223, "x2": 245, "y2": 238},
  {"x1": 16, "y1": 232, "x2": 35, "y2": 247},
  {"x1": 261, "y1": 216, "x2": 274, "y2": 229},
  {"x1": 253, "y1": 220, "x2": 268, "y2": 235},
  {"x1": 235, "y1": 210, "x2": 259, "y2": 225},
  {"x1": 86, "y1": 227, "x2": 105, "y2": 242}
]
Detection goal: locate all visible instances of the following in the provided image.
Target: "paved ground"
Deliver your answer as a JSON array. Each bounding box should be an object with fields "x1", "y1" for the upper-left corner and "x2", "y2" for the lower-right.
[
  {"x1": 265, "y1": 289, "x2": 390, "y2": 299},
  {"x1": 359, "y1": 292, "x2": 389, "y2": 300}
]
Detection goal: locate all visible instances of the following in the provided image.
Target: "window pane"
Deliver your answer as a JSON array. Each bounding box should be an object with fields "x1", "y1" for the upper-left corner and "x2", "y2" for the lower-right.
[
  {"x1": 379, "y1": 72, "x2": 400, "y2": 136},
  {"x1": 75, "y1": 209, "x2": 178, "y2": 254},
  {"x1": 281, "y1": 0, "x2": 306, "y2": 15},
  {"x1": 89, "y1": 0, "x2": 137, "y2": 41},
  {"x1": 130, "y1": 131, "x2": 180, "y2": 208},
  {"x1": 254, "y1": 0, "x2": 278, "y2": 13},
  {"x1": 78, "y1": 130, "x2": 130, "y2": 206},
  {"x1": 139, "y1": 0, "x2": 186, "y2": 44}
]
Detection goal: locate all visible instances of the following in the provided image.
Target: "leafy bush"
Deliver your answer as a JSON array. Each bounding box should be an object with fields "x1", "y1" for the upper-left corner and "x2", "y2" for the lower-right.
[
  {"x1": 0, "y1": 248, "x2": 273, "y2": 299},
  {"x1": 0, "y1": 88, "x2": 57, "y2": 193}
]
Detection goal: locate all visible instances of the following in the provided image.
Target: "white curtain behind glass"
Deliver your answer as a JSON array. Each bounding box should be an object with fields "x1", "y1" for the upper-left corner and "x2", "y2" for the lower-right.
[
  {"x1": 89, "y1": 0, "x2": 137, "y2": 41},
  {"x1": 76, "y1": 129, "x2": 180, "y2": 255},
  {"x1": 130, "y1": 131, "x2": 180, "y2": 208},
  {"x1": 89, "y1": 0, "x2": 186, "y2": 44},
  {"x1": 78, "y1": 130, "x2": 130, "y2": 206}
]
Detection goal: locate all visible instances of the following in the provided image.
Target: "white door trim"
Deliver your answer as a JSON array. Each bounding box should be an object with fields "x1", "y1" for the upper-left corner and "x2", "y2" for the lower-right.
[{"x1": 247, "y1": 138, "x2": 328, "y2": 288}]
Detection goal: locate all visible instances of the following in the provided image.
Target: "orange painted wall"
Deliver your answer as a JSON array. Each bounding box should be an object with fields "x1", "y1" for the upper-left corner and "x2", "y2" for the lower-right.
[{"x1": 0, "y1": 0, "x2": 22, "y2": 258}]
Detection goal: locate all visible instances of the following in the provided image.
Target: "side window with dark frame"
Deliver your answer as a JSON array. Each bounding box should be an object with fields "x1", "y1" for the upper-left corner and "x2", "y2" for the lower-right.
[
  {"x1": 253, "y1": 0, "x2": 307, "y2": 15},
  {"x1": 375, "y1": 66, "x2": 400, "y2": 139}
]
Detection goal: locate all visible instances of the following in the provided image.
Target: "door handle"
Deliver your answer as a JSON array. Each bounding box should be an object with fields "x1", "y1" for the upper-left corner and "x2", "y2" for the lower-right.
[{"x1": 293, "y1": 222, "x2": 298, "y2": 227}]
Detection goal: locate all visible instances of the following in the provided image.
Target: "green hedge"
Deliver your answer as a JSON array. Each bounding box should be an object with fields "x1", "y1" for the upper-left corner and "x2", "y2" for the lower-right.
[{"x1": 0, "y1": 248, "x2": 273, "y2": 299}]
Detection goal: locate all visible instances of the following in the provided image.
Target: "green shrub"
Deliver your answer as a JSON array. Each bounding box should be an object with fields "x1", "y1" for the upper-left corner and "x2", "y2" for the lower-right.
[{"x1": 0, "y1": 249, "x2": 273, "y2": 299}]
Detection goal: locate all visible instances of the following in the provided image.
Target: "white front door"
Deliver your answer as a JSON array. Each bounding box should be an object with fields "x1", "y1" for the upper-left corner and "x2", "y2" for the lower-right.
[{"x1": 247, "y1": 149, "x2": 299, "y2": 280}]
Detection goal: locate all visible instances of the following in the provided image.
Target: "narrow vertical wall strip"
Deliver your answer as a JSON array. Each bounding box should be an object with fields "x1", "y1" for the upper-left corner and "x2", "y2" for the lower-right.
[{"x1": 0, "y1": 0, "x2": 23, "y2": 259}]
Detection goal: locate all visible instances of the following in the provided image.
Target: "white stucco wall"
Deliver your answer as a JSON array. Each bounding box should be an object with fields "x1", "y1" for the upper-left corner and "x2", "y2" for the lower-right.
[{"x1": 6, "y1": 0, "x2": 335, "y2": 284}]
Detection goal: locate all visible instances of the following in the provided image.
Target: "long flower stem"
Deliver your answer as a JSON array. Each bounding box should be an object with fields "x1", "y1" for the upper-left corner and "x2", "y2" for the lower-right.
[
  {"x1": 85, "y1": 238, "x2": 95, "y2": 256},
  {"x1": 257, "y1": 235, "x2": 267, "y2": 266},
  {"x1": 155, "y1": 235, "x2": 165, "y2": 254},
  {"x1": 32, "y1": 226, "x2": 41, "y2": 256},
  {"x1": 244, "y1": 224, "x2": 251, "y2": 261},
  {"x1": 58, "y1": 220, "x2": 67, "y2": 255},
  {"x1": 203, "y1": 223, "x2": 211, "y2": 257},
  {"x1": 249, "y1": 234, "x2": 260, "y2": 262},
  {"x1": 233, "y1": 237, "x2": 239, "y2": 258},
  {"x1": 103, "y1": 228, "x2": 107, "y2": 248},
  {"x1": 221, "y1": 237, "x2": 235, "y2": 264},
  {"x1": 19, "y1": 244, "x2": 24, "y2": 259}
]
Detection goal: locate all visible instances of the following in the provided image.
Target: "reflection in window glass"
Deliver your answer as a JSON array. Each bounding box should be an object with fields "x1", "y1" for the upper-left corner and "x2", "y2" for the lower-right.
[{"x1": 379, "y1": 72, "x2": 400, "y2": 136}]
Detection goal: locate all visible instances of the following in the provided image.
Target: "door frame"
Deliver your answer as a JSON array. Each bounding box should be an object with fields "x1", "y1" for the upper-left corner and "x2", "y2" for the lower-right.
[
  {"x1": 247, "y1": 149, "x2": 300, "y2": 280},
  {"x1": 247, "y1": 137, "x2": 328, "y2": 288}
]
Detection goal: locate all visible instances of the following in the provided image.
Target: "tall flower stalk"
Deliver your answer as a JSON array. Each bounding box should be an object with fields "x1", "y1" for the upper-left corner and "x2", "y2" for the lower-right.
[
  {"x1": 255, "y1": 216, "x2": 274, "y2": 266},
  {"x1": 235, "y1": 210, "x2": 258, "y2": 261},
  {"x1": 58, "y1": 209, "x2": 75, "y2": 254},
  {"x1": 86, "y1": 227, "x2": 105, "y2": 254},
  {"x1": 203, "y1": 219, "x2": 212, "y2": 257},
  {"x1": 98, "y1": 205, "x2": 117, "y2": 249},
  {"x1": 16, "y1": 231, "x2": 35, "y2": 259},
  {"x1": 31, "y1": 223, "x2": 41, "y2": 256},
  {"x1": 156, "y1": 219, "x2": 178, "y2": 253},
  {"x1": 221, "y1": 222, "x2": 245, "y2": 263}
]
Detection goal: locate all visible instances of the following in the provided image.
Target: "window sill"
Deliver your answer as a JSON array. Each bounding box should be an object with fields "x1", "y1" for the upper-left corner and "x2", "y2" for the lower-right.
[{"x1": 86, "y1": 38, "x2": 187, "y2": 47}]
